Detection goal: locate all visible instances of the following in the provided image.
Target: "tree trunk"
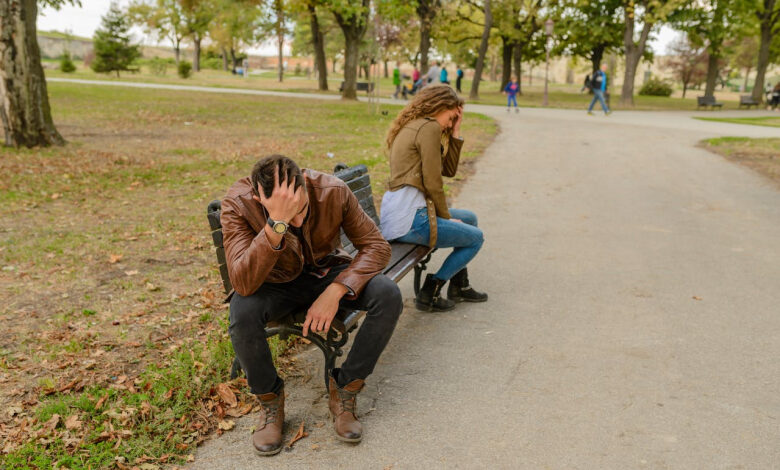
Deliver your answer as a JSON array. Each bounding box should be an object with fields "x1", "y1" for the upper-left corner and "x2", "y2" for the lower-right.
[
  {"x1": 620, "y1": 10, "x2": 653, "y2": 106},
  {"x1": 332, "y1": 58, "x2": 337, "y2": 73},
  {"x1": 384, "y1": 59, "x2": 389, "y2": 78},
  {"x1": 590, "y1": 44, "x2": 605, "y2": 74},
  {"x1": 469, "y1": 0, "x2": 492, "y2": 100},
  {"x1": 308, "y1": 4, "x2": 328, "y2": 91},
  {"x1": 704, "y1": 52, "x2": 719, "y2": 97},
  {"x1": 0, "y1": 0, "x2": 64, "y2": 147},
  {"x1": 221, "y1": 47, "x2": 229, "y2": 71},
  {"x1": 276, "y1": 0, "x2": 284, "y2": 82},
  {"x1": 174, "y1": 41, "x2": 181, "y2": 66},
  {"x1": 342, "y1": 35, "x2": 360, "y2": 99},
  {"x1": 500, "y1": 37, "x2": 513, "y2": 91},
  {"x1": 743, "y1": 66, "x2": 751, "y2": 92},
  {"x1": 193, "y1": 35, "x2": 201, "y2": 72},
  {"x1": 752, "y1": 13, "x2": 774, "y2": 103},
  {"x1": 513, "y1": 41, "x2": 522, "y2": 95},
  {"x1": 333, "y1": 1, "x2": 369, "y2": 100},
  {"x1": 682, "y1": 81, "x2": 687, "y2": 98},
  {"x1": 230, "y1": 48, "x2": 237, "y2": 71},
  {"x1": 417, "y1": 0, "x2": 436, "y2": 75}
]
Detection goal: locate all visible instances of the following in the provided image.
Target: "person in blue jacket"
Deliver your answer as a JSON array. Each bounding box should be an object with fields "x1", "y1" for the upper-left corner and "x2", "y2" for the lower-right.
[
  {"x1": 439, "y1": 62, "x2": 449, "y2": 84},
  {"x1": 587, "y1": 64, "x2": 611, "y2": 115},
  {"x1": 504, "y1": 75, "x2": 519, "y2": 113}
]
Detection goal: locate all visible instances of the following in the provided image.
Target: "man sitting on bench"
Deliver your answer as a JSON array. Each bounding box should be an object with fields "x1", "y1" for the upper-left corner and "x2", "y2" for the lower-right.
[{"x1": 221, "y1": 155, "x2": 402, "y2": 455}]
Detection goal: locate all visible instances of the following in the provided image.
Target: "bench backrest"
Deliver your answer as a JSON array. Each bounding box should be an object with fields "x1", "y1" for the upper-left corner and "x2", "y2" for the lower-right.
[
  {"x1": 739, "y1": 95, "x2": 755, "y2": 104},
  {"x1": 206, "y1": 164, "x2": 378, "y2": 295},
  {"x1": 698, "y1": 96, "x2": 714, "y2": 105}
]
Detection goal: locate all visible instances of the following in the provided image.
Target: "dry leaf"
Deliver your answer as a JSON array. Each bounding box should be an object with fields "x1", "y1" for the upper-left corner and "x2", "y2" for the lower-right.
[
  {"x1": 125, "y1": 270, "x2": 139, "y2": 276},
  {"x1": 692, "y1": 296, "x2": 702, "y2": 301},
  {"x1": 42, "y1": 414, "x2": 61, "y2": 433},
  {"x1": 95, "y1": 393, "x2": 109, "y2": 410},
  {"x1": 217, "y1": 420, "x2": 235, "y2": 431},
  {"x1": 64, "y1": 414, "x2": 82, "y2": 431},
  {"x1": 287, "y1": 420, "x2": 308, "y2": 449},
  {"x1": 108, "y1": 254, "x2": 123, "y2": 264},
  {"x1": 225, "y1": 403, "x2": 252, "y2": 417},
  {"x1": 216, "y1": 383, "x2": 237, "y2": 407},
  {"x1": 146, "y1": 282, "x2": 160, "y2": 292}
]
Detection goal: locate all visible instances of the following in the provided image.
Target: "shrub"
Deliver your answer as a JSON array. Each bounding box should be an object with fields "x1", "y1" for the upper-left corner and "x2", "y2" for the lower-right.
[
  {"x1": 639, "y1": 77, "x2": 673, "y2": 97},
  {"x1": 294, "y1": 63, "x2": 302, "y2": 76},
  {"x1": 148, "y1": 57, "x2": 168, "y2": 76},
  {"x1": 201, "y1": 57, "x2": 223, "y2": 70},
  {"x1": 59, "y1": 53, "x2": 76, "y2": 73},
  {"x1": 178, "y1": 61, "x2": 192, "y2": 79}
]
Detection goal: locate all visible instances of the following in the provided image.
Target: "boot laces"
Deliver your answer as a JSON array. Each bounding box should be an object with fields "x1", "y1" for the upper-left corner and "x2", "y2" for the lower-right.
[
  {"x1": 262, "y1": 401, "x2": 279, "y2": 425},
  {"x1": 338, "y1": 390, "x2": 358, "y2": 415}
]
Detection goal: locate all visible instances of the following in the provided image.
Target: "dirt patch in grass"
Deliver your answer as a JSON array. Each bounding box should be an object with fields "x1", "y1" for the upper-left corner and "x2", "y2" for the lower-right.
[
  {"x1": 0, "y1": 82, "x2": 497, "y2": 467},
  {"x1": 694, "y1": 116, "x2": 780, "y2": 128},
  {"x1": 700, "y1": 137, "x2": 780, "y2": 186}
]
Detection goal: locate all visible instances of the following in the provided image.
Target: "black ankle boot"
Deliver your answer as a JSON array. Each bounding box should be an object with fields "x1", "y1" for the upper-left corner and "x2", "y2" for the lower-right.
[
  {"x1": 447, "y1": 269, "x2": 488, "y2": 302},
  {"x1": 416, "y1": 274, "x2": 456, "y2": 312}
]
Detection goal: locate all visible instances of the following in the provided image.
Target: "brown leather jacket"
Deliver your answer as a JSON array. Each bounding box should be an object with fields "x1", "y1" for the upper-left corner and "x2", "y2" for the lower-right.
[
  {"x1": 387, "y1": 117, "x2": 463, "y2": 220},
  {"x1": 220, "y1": 170, "x2": 391, "y2": 298}
]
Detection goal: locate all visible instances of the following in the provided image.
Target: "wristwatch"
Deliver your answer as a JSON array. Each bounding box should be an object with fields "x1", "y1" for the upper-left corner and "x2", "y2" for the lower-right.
[{"x1": 266, "y1": 216, "x2": 289, "y2": 235}]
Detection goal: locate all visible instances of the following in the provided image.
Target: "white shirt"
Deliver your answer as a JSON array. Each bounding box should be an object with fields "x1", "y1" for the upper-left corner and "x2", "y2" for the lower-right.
[{"x1": 380, "y1": 186, "x2": 426, "y2": 241}]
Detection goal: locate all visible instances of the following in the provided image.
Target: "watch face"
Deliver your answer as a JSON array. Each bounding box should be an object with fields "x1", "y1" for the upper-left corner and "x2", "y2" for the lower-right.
[{"x1": 272, "y1": 222, "x2": 287, "y2": 234}]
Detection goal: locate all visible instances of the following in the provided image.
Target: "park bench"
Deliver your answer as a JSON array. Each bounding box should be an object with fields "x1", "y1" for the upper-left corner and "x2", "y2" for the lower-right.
[
  {"x1": 207, "y1": 163, "x2": 434, "y2": 390},
  {"x1": 738, "y1": 95, "x2": 759, "y2": 109},
  {"x1": 339, "y1": 81, "x2": 375, "y2": 94},
  {"x1": 697, "y1": 95, "x2": 724, "y2": 110}
]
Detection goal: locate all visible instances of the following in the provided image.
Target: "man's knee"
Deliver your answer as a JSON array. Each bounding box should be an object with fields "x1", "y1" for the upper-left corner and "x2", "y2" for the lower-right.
[
  {"x1": 229, "y1": 293, "x2": 268, "y2": 331},
  {"x1": 363, "y1": 275, "x2": 402, "y2": 315}
]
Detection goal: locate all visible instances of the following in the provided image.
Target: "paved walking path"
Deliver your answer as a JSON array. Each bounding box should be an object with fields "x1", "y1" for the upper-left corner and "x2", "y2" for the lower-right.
[{"x1": 54, "y1": 79, "x2": 780, "y2": 468}]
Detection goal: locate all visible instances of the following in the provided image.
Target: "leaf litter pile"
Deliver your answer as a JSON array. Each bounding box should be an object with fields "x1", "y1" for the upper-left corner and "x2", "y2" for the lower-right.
[{"x1": 0, "y1": 83, "x2": 497, "y2": 468}]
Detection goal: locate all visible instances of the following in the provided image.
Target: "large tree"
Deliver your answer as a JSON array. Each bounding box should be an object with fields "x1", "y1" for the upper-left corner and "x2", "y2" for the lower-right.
[
  {"x1": 672, "y1": 0, "x2": 752, "y2": 98},
  {"x1": 620, "y1": 0, "x2": 681, "y2": 106},
  {"x1": 0, "y1": 0, "x2": 75, "y2": 147},
  {"x1": 752, "y1": 0, "x2": 780, "y2": 103},
  {"x1": 327, "y1": 0, "x2": 371, "y2": 100},
  {"x1": 180, "y1": 0, "x2": 216, "y2": 71},
  {"x1": 665, "y1": 33, "x2": 707, "y2": 97},
  {"x1": 553, "y1": 0, "x2": 623, "y2": 74}
]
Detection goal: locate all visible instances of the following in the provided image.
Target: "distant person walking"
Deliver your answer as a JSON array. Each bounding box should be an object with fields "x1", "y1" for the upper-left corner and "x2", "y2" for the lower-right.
[
  {"x1": 412, "y1": 67, "x2": 420, "y2": 84},
  {"x1": 426, "y1": 62, "x2": 441, "y2": 84},
  {"x1": 392, "y1": 62, "x2": 402, "y2": 99},
  {"x1": 581, "y1": 73, "x2": 591, "y2": 93},
  {"x1": 456, "y1": 65, "x2": 464, "y2": 93},
  {"x1": 504, "y1": 75, "x2": 520, "y2": 113},
  {"x1": 587, "y1": 64, "x2": 611, "y2": 115},
  {"x1": 440, "y1": 64, "x2": 449, "y2": 85}
]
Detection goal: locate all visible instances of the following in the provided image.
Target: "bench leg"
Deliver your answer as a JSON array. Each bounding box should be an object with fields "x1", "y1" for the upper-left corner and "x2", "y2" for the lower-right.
[{"x1": 413, "y1": 252, "x2": 435, "y2": 296}]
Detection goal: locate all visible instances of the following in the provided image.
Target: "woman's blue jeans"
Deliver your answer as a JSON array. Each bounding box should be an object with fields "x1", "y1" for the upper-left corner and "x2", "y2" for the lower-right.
[{"x1": 394, "y1": 208, "x2": 484, "y2": 281}]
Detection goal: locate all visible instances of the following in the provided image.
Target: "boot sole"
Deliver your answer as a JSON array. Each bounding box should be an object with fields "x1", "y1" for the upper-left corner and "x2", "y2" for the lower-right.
[
  {"x1": 330, "y1": 411, "x2": 363, "y2": 443},
  {"x1": 255, "y1": 445, "x2": 283, "y2": 456},
  {"x1": 414, "y1": 301, "x2": 456, "y2": 312},
  {"x1": 448, "y1": 296, "x2": 488, "y2": 303}
]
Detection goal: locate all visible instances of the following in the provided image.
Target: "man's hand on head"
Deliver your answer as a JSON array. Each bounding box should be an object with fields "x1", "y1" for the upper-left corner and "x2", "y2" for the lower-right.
[
  {"x1": 302, "y1": 283, "x2": 349, "y2": 337},
  {"x1": 252, "y1": 165, "x2": 304, "y2": 223}
]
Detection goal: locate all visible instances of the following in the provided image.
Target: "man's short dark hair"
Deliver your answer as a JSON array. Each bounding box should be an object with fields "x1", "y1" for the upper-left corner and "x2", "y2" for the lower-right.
[{"x1": 251, "y1": 155, "x2": 305, "y2": 199}]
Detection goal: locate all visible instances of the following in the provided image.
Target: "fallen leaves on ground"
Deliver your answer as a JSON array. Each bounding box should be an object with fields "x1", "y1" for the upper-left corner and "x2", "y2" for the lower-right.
[{"x1": 287, "y1": 420, "x2": 308, "y2": 449}]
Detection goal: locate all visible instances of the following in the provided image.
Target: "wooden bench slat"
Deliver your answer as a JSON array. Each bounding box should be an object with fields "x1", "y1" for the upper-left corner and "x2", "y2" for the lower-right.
[
  {"x1": 211, "y1": 229, "x2": 223, "y2": 248},
  {"x1": 385, "y1": 245, "x2": 432, "y2": 283},
  {"x1": 344, "y1": 174, "x2": 371, "y2": 192}
]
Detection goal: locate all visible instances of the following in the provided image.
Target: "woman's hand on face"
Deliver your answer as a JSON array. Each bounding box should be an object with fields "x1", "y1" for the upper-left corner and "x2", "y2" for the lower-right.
[{"x1": 452, "y1": 106, "x2": 463, "y2": 138}]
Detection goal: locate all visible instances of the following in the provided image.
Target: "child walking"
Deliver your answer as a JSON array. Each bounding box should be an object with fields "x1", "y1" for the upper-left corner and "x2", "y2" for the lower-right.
[{"x1": 504, "y1": 76, "x2": 519, "y2": 113}]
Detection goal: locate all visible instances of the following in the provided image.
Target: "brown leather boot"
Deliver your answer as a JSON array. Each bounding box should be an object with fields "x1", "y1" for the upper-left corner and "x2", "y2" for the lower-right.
[
  {"x1": 328, "y1": 375, "x2": 364, "y2": 443},
  {"x1": 252, "y1": 389, "x2": 284, "y2": 456}
]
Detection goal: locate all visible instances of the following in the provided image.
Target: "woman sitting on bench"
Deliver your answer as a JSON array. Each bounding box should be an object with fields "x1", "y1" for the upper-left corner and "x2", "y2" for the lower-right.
[{"x1": 380, "y1": 85, "x2": 488, "y2": 312}]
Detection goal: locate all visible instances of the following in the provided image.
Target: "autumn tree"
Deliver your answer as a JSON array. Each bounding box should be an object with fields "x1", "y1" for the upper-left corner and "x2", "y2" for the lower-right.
[
  {"x1": 180, "y1": 0, "x2": 216, "y2": 71},
  {"x1": 730, "y1": 35, "x2": 758, "y2": 91},
  {"x1": 0, "y1": 0, "x2": 76, "y2": 147},
  {"x1": 128, "y1": 0, "x2": 187, "y2": 66},
  {"x1": 665, "y1": 33, "x2": 707, "y2": 97},
  {"x1": 470, "y1": 0, "x2": 493, "y2": 99},
  {"x1": 415, "y1": 0, "x2": 442, "y2": 74}
]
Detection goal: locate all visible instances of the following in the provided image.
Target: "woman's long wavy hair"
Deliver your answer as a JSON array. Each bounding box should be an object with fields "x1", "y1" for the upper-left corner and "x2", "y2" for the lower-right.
[{"x1": 386, "y1": 85, "x2": 464, "y2": 149}]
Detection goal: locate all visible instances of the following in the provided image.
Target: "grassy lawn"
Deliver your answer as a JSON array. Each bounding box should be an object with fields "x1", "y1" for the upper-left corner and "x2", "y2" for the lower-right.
[
  {"x1": 700, "y1": 137, "x2": 780, "y2": 185},
  {"x1": 694, "y1": 116, "x2": 780, "y2": 128},
  {"x1": 45, "y1": 60, "x2": 743, "y2": 111},
  {"x1": 0, "y1": 83, "x2": 497, "y2": 468}
]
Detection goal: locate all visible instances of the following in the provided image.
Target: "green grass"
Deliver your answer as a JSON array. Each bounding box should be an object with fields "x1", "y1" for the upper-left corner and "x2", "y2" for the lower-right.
[
  {"x1": 694, "y1": 116, "x2": 780, "y2": 128},
  {"x1": 701, "y1": 137, "x2": 780, "y2": 185},
  {"x1": 45, "y1": 61, "x2": 741, "y2": 111}
]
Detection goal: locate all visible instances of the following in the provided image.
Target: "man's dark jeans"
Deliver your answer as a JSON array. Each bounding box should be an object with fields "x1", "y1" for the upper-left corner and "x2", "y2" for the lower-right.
[{"x1": 229, "y1": 264, "x2": 403, "y2": 395}]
